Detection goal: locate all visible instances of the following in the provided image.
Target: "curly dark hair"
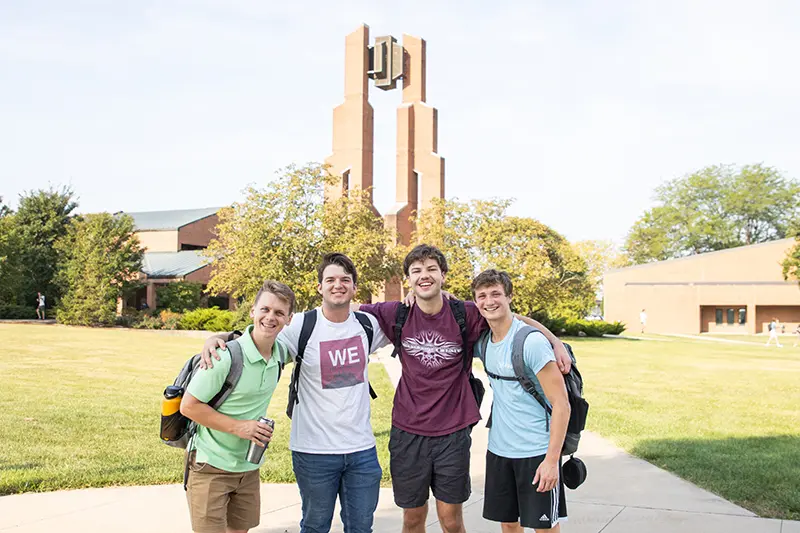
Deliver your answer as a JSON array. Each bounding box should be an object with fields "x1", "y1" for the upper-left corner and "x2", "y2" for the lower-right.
[{"x1": 403, "y1": 244, "x2": 448, "y2": 276}]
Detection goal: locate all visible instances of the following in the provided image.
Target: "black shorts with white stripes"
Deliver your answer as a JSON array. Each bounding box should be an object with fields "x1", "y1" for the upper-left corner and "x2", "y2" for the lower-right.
[{"x1": 483, "y1": 450, "x2": 567, "y2": 529}]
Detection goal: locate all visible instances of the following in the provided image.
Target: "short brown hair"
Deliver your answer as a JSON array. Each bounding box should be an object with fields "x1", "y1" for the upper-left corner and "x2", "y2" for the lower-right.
[
  {"x1": 254, "y1": 280, "x2": 296, "y2": 314},
  {"x1": 317, "y1": 253, "x2": 358, "y2": 285},
  {"x1": 403, "y1": 244, "x2": 448, "y2": 276},
  {"x1": 471, "y1": 269, "x2": 513, "y2": 297}
]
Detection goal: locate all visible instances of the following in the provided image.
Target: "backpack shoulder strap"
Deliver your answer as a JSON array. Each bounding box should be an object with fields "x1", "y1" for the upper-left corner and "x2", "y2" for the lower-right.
[
  {"x1": 448, "y1": 299, "x2": 470, "y2": 372},
  {"x1": 511, "y1": 325, "x2": 552, "y2": 415},
  {"x1": 391, "y1": 304, "x2": 410, "y2": 358},
  {"x1": 287, "y1": 310, "x2": 317, "y2": 419},
  {"x1": 208, "y1": 339, "x2": 244, "y2": 410},
  {"x1": 297, "y1": 310, "x2": 317, "y2": 362},
  {"x1": 353, "y1": 311, "x2": 378, "y2": 400},
  {"x1": 353, "y1": 311, "x2": 374, "y2": 353}
]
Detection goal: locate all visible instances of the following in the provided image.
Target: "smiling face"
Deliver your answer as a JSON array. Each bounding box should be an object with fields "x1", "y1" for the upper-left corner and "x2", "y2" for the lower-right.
[
  {"x1": 474, "y1": 283, "x2": 513, "y2": 322},
  {"x1": 249, "y1": 291, "x2": 293, "y2": 340},
  {"x1": 318, "y1": 264, "x2": 356, "y2": 309},
  {"x1": 407, "y1": 258, "x2": 445, "y2": 302}
]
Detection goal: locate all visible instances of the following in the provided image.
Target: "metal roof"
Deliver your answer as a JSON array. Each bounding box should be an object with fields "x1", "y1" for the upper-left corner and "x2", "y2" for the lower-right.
[
  {"x1": 142, "y1": 251, "x2": 210, "y2": 278},
  {"x1": 124, "y1": 207, "x2": 221, "y2": 231}
]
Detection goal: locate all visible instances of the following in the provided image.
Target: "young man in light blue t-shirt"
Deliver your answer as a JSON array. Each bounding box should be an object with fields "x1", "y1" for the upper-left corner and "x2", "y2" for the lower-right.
[{"x1": 472, "y1": 269, "x2": 571, "y2": 533}]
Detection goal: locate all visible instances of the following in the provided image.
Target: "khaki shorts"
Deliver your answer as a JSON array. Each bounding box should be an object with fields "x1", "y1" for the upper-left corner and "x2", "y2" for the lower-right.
[{"x1": 186, "y1": 452, "x2": 261, "y2": 533}]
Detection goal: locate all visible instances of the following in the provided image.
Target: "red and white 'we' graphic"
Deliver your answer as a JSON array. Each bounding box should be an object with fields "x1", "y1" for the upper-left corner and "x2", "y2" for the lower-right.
[{"x1": 318, "y1": 335, "x2": 366, "y2": 390}]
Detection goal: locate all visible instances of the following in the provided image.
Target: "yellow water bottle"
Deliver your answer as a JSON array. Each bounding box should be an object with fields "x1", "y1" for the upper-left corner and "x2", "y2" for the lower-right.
[{"x1": 160, "y1": 386, "x2": 185, "y2": 441}]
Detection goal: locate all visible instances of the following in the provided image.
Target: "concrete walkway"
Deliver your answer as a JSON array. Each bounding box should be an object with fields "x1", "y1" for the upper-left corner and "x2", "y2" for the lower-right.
[{"x1": 1, "y1": 348, "x2": 797, "y2": 532}]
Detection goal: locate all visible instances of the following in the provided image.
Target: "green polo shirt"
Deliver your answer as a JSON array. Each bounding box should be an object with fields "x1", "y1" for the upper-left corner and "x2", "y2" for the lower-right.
[{"x1": 187, "y1": 325, "x2": 286, "y2": 472}]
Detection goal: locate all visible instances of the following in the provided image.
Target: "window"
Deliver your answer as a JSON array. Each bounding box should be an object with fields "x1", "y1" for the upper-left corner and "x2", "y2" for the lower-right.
[
  {"x1": 738, "y1": 308, "x2": 747, "y2": 325},
  {"x1": 715, "y1": 309, "x2": 723, "y2": 325},
  {"x1": 727, "y1": 308, "x2": 735, "y2": 325}
]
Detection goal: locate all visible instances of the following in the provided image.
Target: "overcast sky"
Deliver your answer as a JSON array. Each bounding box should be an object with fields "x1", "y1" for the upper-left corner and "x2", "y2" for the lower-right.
[{"x1": 1, "y1": 0, "x2": 798, "y2": 243}]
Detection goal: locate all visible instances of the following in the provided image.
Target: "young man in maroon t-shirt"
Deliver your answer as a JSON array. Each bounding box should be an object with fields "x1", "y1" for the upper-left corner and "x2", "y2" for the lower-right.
[{"x1": 360, "y1": 244, "x2": 571, "y2": 533}]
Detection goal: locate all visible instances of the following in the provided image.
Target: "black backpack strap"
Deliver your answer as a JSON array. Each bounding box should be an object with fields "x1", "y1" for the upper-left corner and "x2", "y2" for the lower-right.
[
  {"x1": 353, "y1": 311, "x2": 378, "y2": 400},
  {"x1": 208, "y1": 339, "x2": 244, "y2": 410},
  {"x1": 353, "y1": 311, "x2": 374, "y2": 353},
  {"x1": 287, "y1": 310, "x2": 317, "y2": 419},
  {"x1": 448, "y1": 300, "x2": 470, "y2": 371},
  {"x1": 391, "y1": 304, "x2": 410, "y2": 358}
]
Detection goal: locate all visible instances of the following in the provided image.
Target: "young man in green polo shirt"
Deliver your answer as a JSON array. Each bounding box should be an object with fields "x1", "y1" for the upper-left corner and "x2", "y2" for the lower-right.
[{"x1": 180, "y1": 280, "x2": 295, "y2": 533}]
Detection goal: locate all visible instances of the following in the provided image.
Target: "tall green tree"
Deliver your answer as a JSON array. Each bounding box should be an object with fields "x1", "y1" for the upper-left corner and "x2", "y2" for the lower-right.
[
  {"x1": 624, "y1": 164, "x2": 800, "y2": 264},
  {"x1": 415, "y1": 198, "x2": 595, "y2": 319},
  {"x1": 14, "y1": 186, "x2": 78, "y2": 305},
  {"x1": 206, "y1": 163, "x2": 400, "y2": 311},
  {"x1": 56, "y1": 213, "x2": 144, "y2": 326},
  {"x1": 0, "y1": 199, "x2": 23, "y2": 304}
]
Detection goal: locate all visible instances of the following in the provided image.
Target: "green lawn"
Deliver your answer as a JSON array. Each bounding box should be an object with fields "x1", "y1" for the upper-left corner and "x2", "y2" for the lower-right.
[
  {"x1": 0, "y1": 324, "x2": 395, "y2": 494},
  {"x1": 570, "y1": 335, "x2": 800, "y2": 520},
  {"x1": 705, "y1": 332, "x2": 800, "y2": 345},
  {"x1": 2, "y1": 325, "x2": 798, "y2": 520}
]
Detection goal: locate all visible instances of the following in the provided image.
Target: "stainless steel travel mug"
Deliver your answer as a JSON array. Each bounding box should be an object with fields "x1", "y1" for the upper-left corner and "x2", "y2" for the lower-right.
[{"x1": 245, "y1": 417, "x2": 275, "y2": 464}]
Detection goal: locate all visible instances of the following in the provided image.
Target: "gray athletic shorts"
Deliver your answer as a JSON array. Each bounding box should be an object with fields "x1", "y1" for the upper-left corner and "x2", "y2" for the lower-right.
[{"x1": 389, "y1": 425, "x2": 471, "y2": 508}]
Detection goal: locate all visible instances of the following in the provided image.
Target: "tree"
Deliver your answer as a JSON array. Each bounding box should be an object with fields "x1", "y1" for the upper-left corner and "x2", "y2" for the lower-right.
[
  {"x1": 205, "y1": 163, "x2": 400, "y2": 311},
  {"x1": 0, "y1": 203, "x2": 23, "y2": 305},
  {"x1": 13, "y1": 186, "x2": 78, "y2": 305},
  {"x1": 572, "y1": 240, "x2": 626, "y2": 291},
  {"x1": 624, "y1": 164, "x2": 800, "y2": 264},
  {"x1": 56, "y1": 213, "x2": 144, "y2": 326},
  {"x1": 415, "y1": 198, "x2": 596, "y2": 319},
  {"x1": 156, "y1": 282, "x2": 203, "y2": 312}
]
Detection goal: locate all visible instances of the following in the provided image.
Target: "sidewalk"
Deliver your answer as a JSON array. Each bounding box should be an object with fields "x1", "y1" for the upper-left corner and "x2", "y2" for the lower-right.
[{"x1": 1, "y1": 348, "x2": 797, "y2": 532}]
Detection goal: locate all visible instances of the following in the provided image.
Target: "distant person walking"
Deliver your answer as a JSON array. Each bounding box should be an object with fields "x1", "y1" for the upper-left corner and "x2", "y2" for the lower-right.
[
  {"x1": 639, "y1": 309, "x2": 647, "y2": 334},
  {"x1": 36, "y1": 292, "x2": 46, "y2": 320},
  {"x1": 766, "y1": 318, "x2": 782, "y2": 348},
  {"x1": 793, "y1": 325, "x2": 800, "y2": 348}
]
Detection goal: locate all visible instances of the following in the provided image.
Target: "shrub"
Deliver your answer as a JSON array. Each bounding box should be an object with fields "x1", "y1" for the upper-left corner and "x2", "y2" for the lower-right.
[
  {"x1": 156, "y1": 282, "x2": 203, "y2": 312},
  {"x1": 526, "y1": 310, "x2": 625, "y2": 337},
  {"x1": 159, "y1": 310, "x2": 182, "y2": 330},
  {"x1": 179, "y1": 307, "x2": 235, "y2": 332},
  {"x1": 0, "y1": 305, "x2": 38, "y2": 319},
  {"x1": 133, "y1": 314, "x2": 164, "y2": 330}
]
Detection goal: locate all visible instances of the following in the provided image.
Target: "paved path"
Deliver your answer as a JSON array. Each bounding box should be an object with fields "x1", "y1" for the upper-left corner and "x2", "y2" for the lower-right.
[{"x1": 1, "y1": 347, "x2": 797, "y2": 532}]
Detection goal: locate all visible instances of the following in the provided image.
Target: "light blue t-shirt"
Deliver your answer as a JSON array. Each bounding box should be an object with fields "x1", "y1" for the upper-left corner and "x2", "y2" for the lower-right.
[{"x1": 485, "y1": 318, "x2": 556, "y2": 458}]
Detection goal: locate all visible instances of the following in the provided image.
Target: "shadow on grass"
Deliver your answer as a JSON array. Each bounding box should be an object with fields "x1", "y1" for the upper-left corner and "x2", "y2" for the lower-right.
[{"x1": 630, "y1": 435, "x2": 800, "y2": 520}]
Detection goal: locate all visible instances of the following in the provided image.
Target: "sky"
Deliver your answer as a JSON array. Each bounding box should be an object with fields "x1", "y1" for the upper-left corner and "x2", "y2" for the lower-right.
[{"x1": 1, "y1": 0, "x2": 798, "y2": 244}]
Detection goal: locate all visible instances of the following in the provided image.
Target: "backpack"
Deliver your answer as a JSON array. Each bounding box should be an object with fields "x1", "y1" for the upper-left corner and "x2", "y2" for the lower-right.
[
  {"x1": 391, "y1": 299, "x2": 485, "y2": 410},
  {"x1": 159, "y1": 336, "x2": 285, "y2": 489},
  {"x1": 474, "y1": 325, "x2": 588, "y2": 456},
  {"x1": 286, "y1": 310, "x2": 378, "y2": 419}
]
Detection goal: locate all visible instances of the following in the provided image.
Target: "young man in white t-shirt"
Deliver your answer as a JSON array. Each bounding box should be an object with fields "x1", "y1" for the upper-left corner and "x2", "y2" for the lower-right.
[{"x1": 202, "y1": 253, "x2": 390, "y2": 533}]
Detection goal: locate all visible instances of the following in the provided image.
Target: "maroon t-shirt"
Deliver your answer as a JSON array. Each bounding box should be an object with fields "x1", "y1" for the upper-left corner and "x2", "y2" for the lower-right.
[{"x1": 360, "y1": 297, "x2": 488, "y2": 437}]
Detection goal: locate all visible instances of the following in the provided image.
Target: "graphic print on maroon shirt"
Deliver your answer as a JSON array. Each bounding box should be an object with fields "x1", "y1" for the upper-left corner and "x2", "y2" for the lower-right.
[
  {"x1": 319, "y1": 335, "x2": 366, "y2": 390},
  {"x1": 360, "y1": 298, "x2": 488, "y2": 437}
]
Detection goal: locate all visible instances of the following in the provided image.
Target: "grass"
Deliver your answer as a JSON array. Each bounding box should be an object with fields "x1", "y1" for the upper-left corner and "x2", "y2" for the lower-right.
[
  {"x1": 705, "y1": 332, "x2": 800, "y2": 345},
  {"x1": 2, "y1": 325, "x2": 798, "y2": 520},
  {"x1": 569, "y1": 335, "x2": 800, "y2": 520},
  {"x1": 0, "y1": 324, "x2": 395, "y2": 494}
]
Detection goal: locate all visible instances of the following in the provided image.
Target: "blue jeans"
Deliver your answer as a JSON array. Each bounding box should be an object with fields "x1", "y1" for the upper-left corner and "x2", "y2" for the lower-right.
[{"x1": 292, "y1": 447, "x2": 382, "y2": 533}]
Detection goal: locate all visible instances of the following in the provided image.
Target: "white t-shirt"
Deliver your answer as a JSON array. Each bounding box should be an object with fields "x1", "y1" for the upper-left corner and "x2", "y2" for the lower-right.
[
  {"x1": 38, "y1": 295, "x2": 45, "y2": 306},
  {"x1": 640, "y1": 312, "x2": 647, "y2": 325},
  {"x1": 277, "y1": 308, "x2": 390, "y2": 454}
]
